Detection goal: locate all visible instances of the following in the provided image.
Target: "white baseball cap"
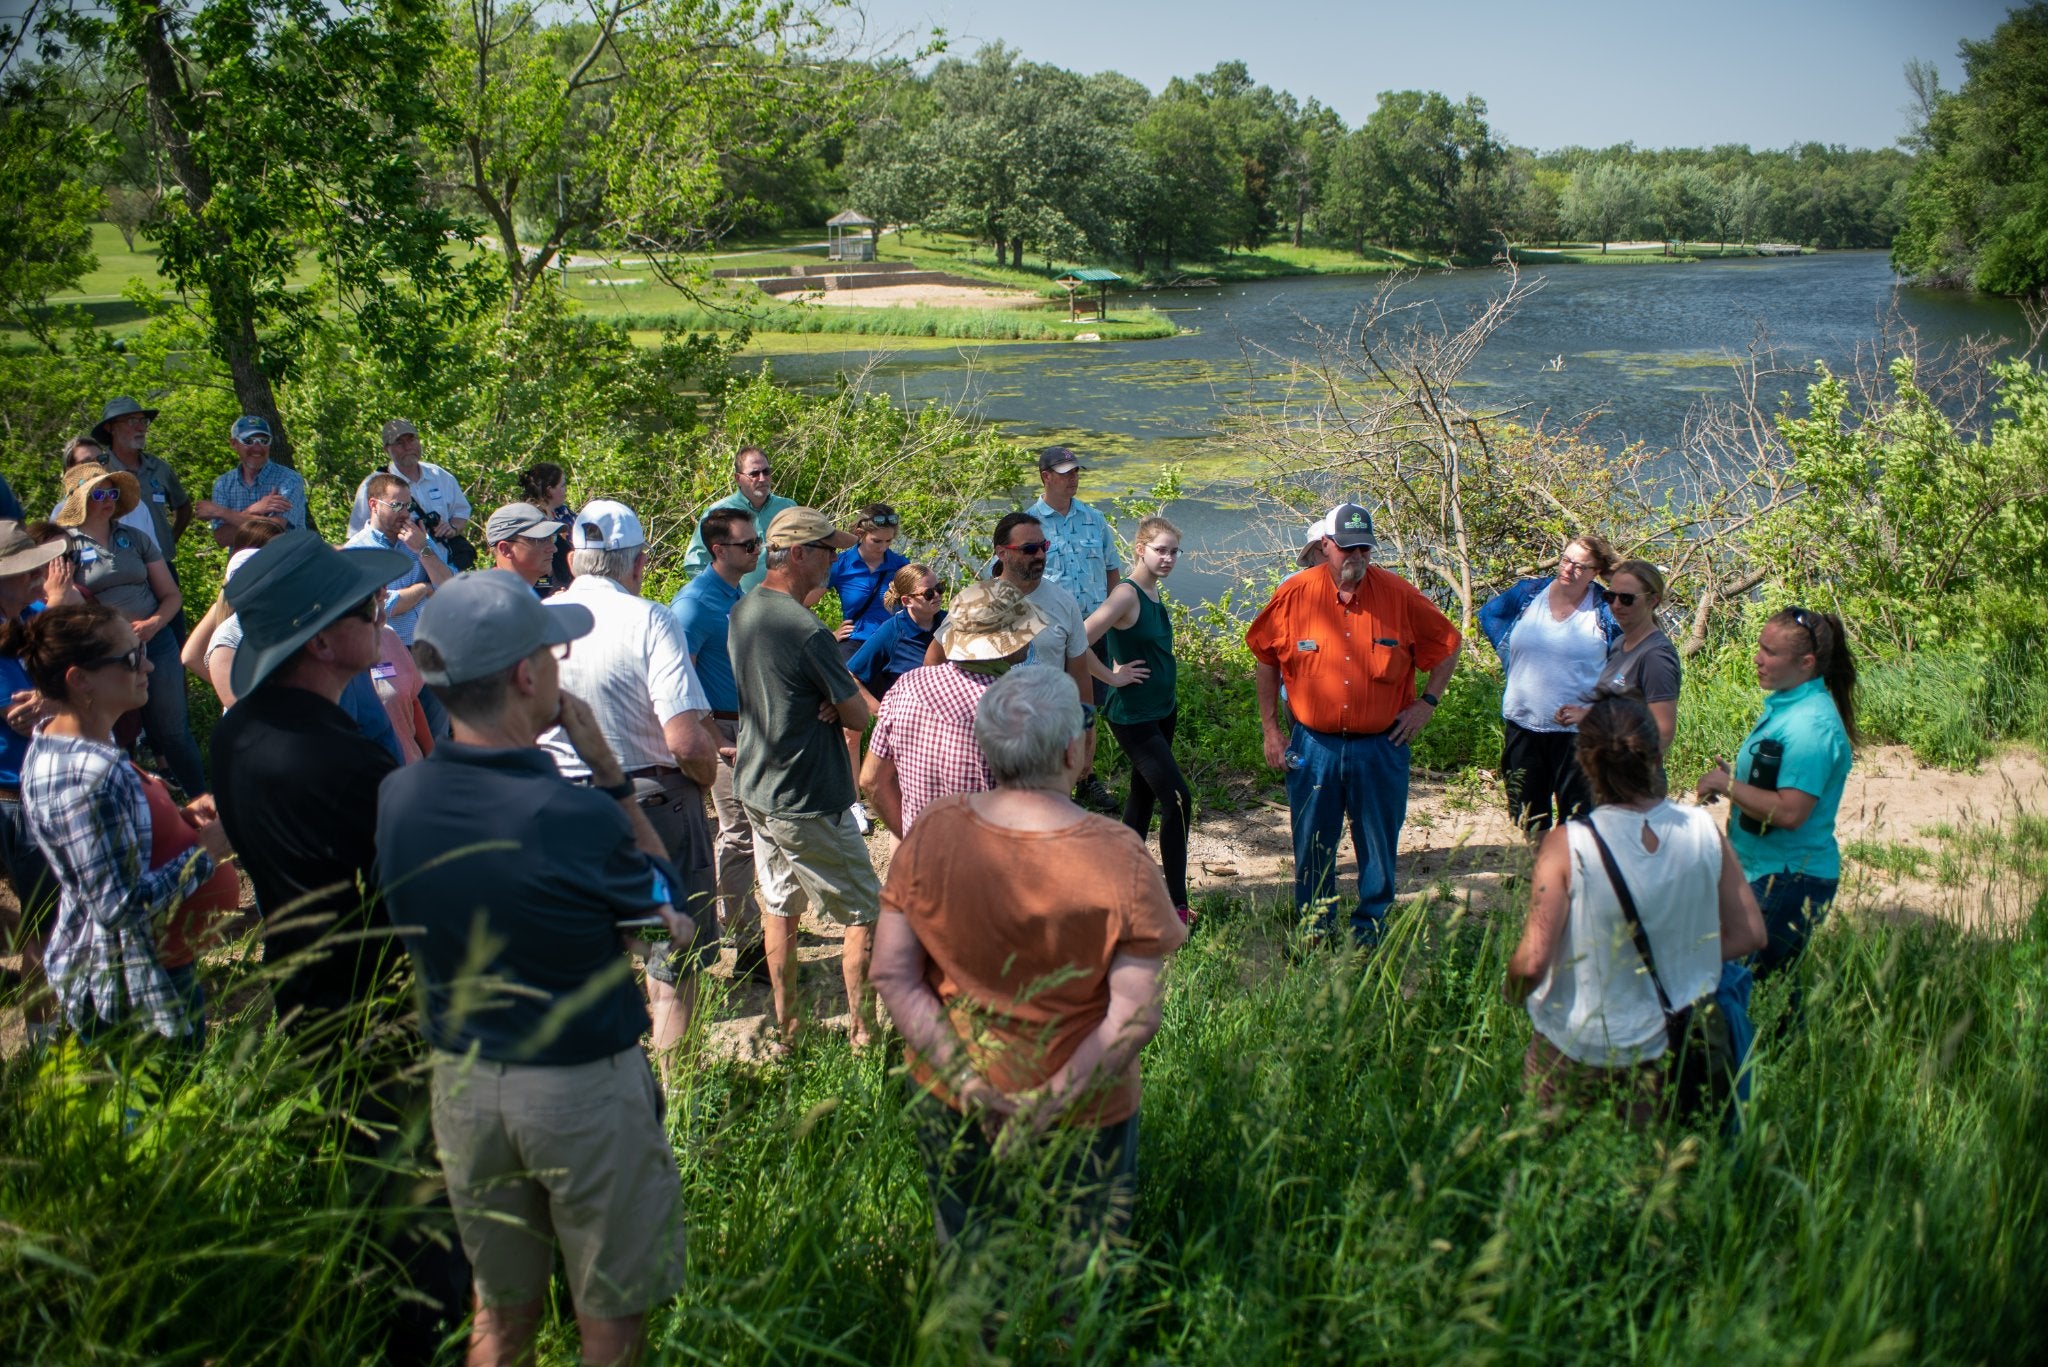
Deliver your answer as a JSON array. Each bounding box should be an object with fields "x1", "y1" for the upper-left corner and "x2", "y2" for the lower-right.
[{"x1": 568, "y1": 499, "x2": 645, "y2": 551}]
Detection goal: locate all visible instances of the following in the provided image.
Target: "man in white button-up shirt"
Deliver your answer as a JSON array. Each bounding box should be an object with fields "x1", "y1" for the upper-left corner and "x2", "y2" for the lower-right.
[
  {"x1": 348, "y1": 419, "x2": 475, "y2": 568},
  {"x1": 538, "y1": 499, "x2": 722, "y2": 1075}
]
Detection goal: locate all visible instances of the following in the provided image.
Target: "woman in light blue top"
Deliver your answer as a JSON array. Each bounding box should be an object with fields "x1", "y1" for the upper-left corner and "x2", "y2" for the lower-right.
[{"x1": 1696, "y1": 607, "x2": 1857, "y2": 1010}]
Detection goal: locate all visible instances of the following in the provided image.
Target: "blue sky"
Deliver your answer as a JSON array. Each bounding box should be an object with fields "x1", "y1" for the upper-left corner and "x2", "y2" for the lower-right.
[{"x1": 844, "y1": 0, "x2": 2012, "y2": 151}]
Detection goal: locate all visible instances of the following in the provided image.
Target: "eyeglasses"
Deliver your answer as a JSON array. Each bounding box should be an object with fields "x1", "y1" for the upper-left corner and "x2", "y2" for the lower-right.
[
  {"x1": 864, "y1": 512, "x2": 899, "y2": 528},
  {"x1": 89, "y1": 487, "x2": 121, "y2": 503},
  {"x1": 1007, "y1": 540, "x2": 1052, "y2": 556},
  {"x1": 1560, "y1": 554, "x2": 1598, "y2": 572},
  {"x1": 82, "y1": 645, "x2": 146, "y2": 674},
  {"x1": 716, "y1": 537, "x2": 761, "y2": 553}
]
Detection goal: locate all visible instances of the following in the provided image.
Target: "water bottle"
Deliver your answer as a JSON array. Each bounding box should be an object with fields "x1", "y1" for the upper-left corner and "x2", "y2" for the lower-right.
[{"x1": 1738, "y1": 739, "x2": 1784, "y2": 836}]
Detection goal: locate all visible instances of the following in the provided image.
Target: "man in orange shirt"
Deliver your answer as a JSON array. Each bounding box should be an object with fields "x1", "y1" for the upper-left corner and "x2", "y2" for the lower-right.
[{"x1": 1245, "y1": 503, "x2": 1462, "y2": 946}]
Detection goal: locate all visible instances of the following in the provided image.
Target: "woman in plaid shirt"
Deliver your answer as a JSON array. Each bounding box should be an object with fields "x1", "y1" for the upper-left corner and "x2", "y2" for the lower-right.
[{"x1": 3, "y1": 602, "x2": 229, "y2": 1045}]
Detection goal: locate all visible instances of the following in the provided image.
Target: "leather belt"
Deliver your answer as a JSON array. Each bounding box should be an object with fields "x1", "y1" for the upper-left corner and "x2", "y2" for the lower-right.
[
  {"x1": 711, "y1": 710, "x2": 740, "y2": 721},
  {"x1": 626, "y1": 764, "x2": 680, "y2": 780}
]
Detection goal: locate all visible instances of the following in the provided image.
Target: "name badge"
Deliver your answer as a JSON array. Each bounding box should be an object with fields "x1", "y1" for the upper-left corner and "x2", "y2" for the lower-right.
[
  {"x1": 1296, "y1": 639, "x2": 1319, "y2": 653},
  {"x1": 370, "y1": 662, "x2": 399, "y2": 681},
  {"x1": 151, "y1": 491, "x2": 167, "y2": 503},
  {"x1": 77, "y1": 546, "x2": 99, "y2": 566}
]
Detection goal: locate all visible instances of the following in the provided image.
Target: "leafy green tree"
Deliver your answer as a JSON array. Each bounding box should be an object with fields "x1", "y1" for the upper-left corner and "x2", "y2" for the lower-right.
[
  {"x1": 1654, "y1": 164, "x2": 1714, "y2": 243},
  {"x1": 1562, "y1": 162, "x2": 1651, "y2": 251},
  {"x1": 1118, "y1": 94, "x2": 1233, "y2": 271},
  {"x1": 1893, "y1": 0, "x2": 2048, "y2": 294},
  {"x1": 0, "y1": 29, "x2": 103, "y2": 352}
]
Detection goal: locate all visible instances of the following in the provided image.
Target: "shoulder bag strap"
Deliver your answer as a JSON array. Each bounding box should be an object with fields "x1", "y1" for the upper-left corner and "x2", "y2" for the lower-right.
[{"x1": 1577, "y1": 817, "x2": 1676, "y2": 1016}]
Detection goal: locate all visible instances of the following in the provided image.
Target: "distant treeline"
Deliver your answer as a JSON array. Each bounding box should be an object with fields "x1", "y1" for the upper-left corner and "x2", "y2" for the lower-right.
[{"x1": 835, "y1": 47, "x2": 1913, "y2": 271}]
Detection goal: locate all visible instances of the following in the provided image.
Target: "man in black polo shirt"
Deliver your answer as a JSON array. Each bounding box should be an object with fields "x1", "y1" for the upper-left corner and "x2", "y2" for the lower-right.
[
  {"x1": 210, "y1": 530, "x2": 413, "y2": 1028},
  {"x1": 378, "y1": 570, "x2": 696, "y2": 1367}
]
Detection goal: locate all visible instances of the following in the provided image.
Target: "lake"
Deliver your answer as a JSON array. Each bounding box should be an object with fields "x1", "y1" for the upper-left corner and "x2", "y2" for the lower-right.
[{"x1": 759, "y1": 252, "x2": 2031, "y2": 605}]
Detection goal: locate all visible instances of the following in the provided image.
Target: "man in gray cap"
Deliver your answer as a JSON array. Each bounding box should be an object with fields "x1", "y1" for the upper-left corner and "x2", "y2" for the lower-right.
[
  {"x1": 194, "y1": 415, "x2": 307, "y2": 547},
  {"x1": 208, "y1": 530, "x2": 415, "y2": 1024},
  {"x1": 348, "y1": 419, "x2": 474, "y2": 569},
  {"x1": 484, "y1": 501, "x2": 564, "y2": 595},
  {"x1": 91, "y1": 396, "x2": 191, "y2": 556},
  {"x1": 378, "y1": 571, "x2": 694, "y2": 1367}
]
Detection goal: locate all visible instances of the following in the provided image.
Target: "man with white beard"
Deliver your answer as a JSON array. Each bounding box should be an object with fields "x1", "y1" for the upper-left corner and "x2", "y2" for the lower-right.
[{"x1": 1245, "y1": 503, "x2": 1463, "y2": 949}]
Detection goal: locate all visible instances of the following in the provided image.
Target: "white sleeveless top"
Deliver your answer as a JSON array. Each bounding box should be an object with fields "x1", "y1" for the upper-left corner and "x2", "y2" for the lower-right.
[
  {"x1": 1526, "y1": 801, "x2": 1724, "y2": 1066},
  {"x1": 1500, "y1": 585, "x2": 1609, "y2": 732}
]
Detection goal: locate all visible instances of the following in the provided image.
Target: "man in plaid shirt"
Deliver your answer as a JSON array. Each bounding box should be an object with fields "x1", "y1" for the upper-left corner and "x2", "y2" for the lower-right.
[
  {"x1": 863, "y1": 580, "x2": 1050, "y2": 836},
  {"x1": 194, "y1": 415, "x2": 307, "y2": 548}
]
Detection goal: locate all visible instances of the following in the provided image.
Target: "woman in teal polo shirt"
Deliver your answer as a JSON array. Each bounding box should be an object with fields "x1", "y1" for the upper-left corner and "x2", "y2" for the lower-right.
[{"x1": 1696, "y1": 607, "x2": 1857, "y2": 994}]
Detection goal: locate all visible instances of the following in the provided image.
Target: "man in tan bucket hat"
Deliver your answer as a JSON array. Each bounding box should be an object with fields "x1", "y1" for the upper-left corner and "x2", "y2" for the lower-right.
[{"x1": 862, "y1": 579, "x2": 1050, "y2": 837}]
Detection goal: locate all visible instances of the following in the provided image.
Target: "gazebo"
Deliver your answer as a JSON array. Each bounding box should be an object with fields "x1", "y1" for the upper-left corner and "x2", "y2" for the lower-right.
[
  {"x1": 1055, "y1": 267, "x2": 1121, "y2": 321},
  {"x1": 827, "y1": 209, "x2": 876, "y2": 262}
]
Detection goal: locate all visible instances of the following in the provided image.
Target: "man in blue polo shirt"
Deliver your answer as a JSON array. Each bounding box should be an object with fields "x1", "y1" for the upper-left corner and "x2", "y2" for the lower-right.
[
  {"x1": 678, "y1": 446, "x2": 793, "y2": 591},
  {"x1": 195, "y1": 415, "x2": 307, "y2": 547},
  {"x1": 671, "y1": 506, "x2": 767, "y2": 982}
]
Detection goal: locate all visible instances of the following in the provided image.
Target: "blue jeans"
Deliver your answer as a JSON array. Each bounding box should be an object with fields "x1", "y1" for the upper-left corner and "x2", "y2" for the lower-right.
[
  {"x1": 141, "y1": 627, "x2": 208, "y2": 796},
  {"x1": 1749, "y1": 871, "x2": 1837, "y2": 1029},
  {"x1": 1284, "y1": 723, "x2": 1410, "y2": 945}
]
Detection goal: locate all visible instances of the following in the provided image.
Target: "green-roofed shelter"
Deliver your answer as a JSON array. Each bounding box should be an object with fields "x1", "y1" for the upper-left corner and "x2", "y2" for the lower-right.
[{"x1": 1055, "y1": 267, "x2": 1122, "y2": 321}]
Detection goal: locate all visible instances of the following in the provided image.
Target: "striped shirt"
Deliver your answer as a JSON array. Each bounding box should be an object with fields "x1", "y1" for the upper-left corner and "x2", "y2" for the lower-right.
[
  {"x1": 21, "y1": 730, "x2": 213, "y2": 1039},
  {"x1": 868, "y1": 663, "x2": 997, "y2": 831},
  {"x1": 209, "y1": 459, "x2": 307, "y2": 531},
  {"x1": 540, "y1": 573, "x2": 710, "y2": 779},
  {"x1": 1027, "y1": 497, "x2": 1116, "y2": 615}
]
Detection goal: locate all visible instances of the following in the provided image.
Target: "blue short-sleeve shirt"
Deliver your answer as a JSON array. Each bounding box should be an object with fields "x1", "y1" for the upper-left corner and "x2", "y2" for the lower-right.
[
  {"x1": 670, "y1": 570, "x2": 744, "y2": 714},
  {"x1": 1728, "y1": 676, "x2": 1854, "y2": 880},
  {"x1": 827, "y1": 547, "x2": 910, "y2": 643}
]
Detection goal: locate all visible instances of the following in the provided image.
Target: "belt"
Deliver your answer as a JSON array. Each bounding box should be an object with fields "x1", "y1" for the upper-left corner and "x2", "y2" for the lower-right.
[
  {"x1": 626, "y1": 764, "x2": 680, "y2": 781},
  {"x1": 0, "y1": 786, "x2": 18, "y2": 803},
  {"x1": 711, "y1": 710, "x2": 740, "y2": 722}
]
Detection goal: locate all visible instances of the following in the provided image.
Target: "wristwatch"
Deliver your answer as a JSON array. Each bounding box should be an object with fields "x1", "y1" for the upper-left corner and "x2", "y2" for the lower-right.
[
  {"x1": 1420, "y1": 691, "x2": 1440, "y2": 707},
  {"x1": 596, "y1": 777, "x2": 636, "y2": 802}
]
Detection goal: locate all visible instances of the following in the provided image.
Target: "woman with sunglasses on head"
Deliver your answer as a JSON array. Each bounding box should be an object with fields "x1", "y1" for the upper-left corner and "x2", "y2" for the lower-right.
[
  {"x1": 1555, "y1": 560, "x2": 1681, "y2": 757},
  {"x1": 53, "y1": 462, "x2": 209, "y2": 797},
  {"x1": 4, "y1": 602, "x2": 230, "y2": 1047},
  {"x1": 1478, "y1": 533, "x2": 1623, "y2": 835},
  {"x1": 845, "y1": 563, "x2": 947, "y2": 699},
  {"x1": 1696, "y1": 607, "x2": 1857, "y2": 1004}
]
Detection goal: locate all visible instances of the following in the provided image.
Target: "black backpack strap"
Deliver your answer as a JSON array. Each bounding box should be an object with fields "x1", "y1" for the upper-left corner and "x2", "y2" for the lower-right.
[{"x1": 1576, "y1": 817, "x2": 1676, "y2": 1016}]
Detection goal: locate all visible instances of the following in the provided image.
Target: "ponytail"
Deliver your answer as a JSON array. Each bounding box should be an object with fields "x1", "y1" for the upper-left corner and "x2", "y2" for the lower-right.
[
  {"x1": 883, "y1": 562, "x2": 932, "y2": 612},
  {"x1": 1771, "y1": 606, "x2": 1858, "y2": 745}
]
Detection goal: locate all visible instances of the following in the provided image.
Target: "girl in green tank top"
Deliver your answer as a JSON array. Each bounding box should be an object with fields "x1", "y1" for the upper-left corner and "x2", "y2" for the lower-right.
[{"x1": 1084, "y1": 518, "x2": 1194, "y2": 920}]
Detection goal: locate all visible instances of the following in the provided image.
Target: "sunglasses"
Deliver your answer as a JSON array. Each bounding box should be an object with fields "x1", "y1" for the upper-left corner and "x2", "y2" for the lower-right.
[
  {"x1": 802, "y1": 539, "x2": 840, "y2": 552},
  {"x1": 907, "y1": 586, "x2": 941, "y2": 601},
  {"x1": 716, "y1": 537, "x2": 761, "y2": 553},
  {"x1": 240, "y1": 434, "x2": 272, "y2": 445},
  {"x1": 1785, "y1": 606, "x2": 1823, "y2": 647},
  {"x1": 83, "y1": 645, "x2": 147, "y2": 674},
  {"x1": 344, "y1": 592, "x2": 384, "y2": 622},
  {"x1": 740, "y1": 466, "x2": 773, "y2": 478},
  {"x1": 1007, "y1": 540, "x2": 1052, "y2": 556},
  {"x1": 89, "y1": 486, "x2": 121, "y2": 503},
  {"x1": 864, "y1": 513, "x2": 899, "y2": 528}
]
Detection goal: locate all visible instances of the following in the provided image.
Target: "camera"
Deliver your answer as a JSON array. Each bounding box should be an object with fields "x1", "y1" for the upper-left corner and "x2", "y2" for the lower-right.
[{"x1": 408, "y1": 500, "x2": 442, "y2": 535}]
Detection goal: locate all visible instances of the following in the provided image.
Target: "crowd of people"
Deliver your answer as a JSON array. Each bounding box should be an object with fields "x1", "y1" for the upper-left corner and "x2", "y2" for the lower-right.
[{"x1": 0, "y1": 398, "x2": 1863, "y2": 1363}]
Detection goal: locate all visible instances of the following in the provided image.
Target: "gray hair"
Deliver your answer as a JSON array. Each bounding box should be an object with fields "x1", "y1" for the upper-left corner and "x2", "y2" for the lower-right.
[
  {"x1": 568, "y1": 546, "x2": 639, "y2": 581},
  {"x1": 974, "y1": 664, "x2": 1083, "y2": 789},
  {"x1": 763, "y1": 544, "x2": 796, "y2": 571}
]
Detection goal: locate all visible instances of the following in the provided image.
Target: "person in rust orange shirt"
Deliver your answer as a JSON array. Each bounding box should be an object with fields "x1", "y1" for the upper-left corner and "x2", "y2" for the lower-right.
[{"x1": 1245, "y1": 503, "x2": 1462, "y2": 946}]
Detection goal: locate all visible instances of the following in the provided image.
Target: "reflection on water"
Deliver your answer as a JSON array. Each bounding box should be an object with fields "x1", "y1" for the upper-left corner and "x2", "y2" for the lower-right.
[{"x1": 752, "y1": 253, "x2": 2029, "y2": 605}]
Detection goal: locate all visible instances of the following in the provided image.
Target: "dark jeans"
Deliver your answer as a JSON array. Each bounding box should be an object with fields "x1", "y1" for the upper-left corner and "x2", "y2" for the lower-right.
[
  {"x1": 1108, "y1": 711, "x2": 1191, "y2": 907},
  {"x1": 1285, "y1": 723, "x2": 1409, "y2": 945},
  {"x1": 1501, "y1": 719, "x2": 1592, "y2": 834},
  {"x1": 910, "y1": 1085, "x2": 1138, "y2": 1254},
  {"x1": 141, "y1": 627, "x2": 209, "y2": 796},
  {"x1": 1749, "y1": 871, "x2": 1838, "y2": 1027},
  {"x1": 0, "y1": 795, "x2": 58, "y2": 940}
]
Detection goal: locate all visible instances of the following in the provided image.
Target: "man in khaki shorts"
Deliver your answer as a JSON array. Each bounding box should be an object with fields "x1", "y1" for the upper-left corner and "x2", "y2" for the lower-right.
[
  {"x1": 727, "y1": 506, "x2": 880, "y2": 1046},
  {"x1": 376, "y1": 571, "x2": 697, "y2": 1364}
]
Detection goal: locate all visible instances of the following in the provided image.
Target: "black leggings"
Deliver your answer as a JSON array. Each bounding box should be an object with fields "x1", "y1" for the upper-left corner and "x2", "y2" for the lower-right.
[
  {"x1": 1501, "y1": 719, "x2": 1593, "y2": 834},
  {"x1": 1108, "y1": 710, "x2": 1191, "y2": 907}
]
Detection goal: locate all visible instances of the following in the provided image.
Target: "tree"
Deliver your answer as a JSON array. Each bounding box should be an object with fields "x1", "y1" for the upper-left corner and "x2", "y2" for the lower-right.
[
  {"x1": 1893, "y1": 1, "x2": 2048, "y2": 295},
  {"x1": 0, "y1": 14, "x2": 103, "y2": 352},
  {"x1": 103, "y1": 184, "x2": 155, "y2": 252},
  {"x1": 1654, "y1": 164, "x2": 1714, "y2": 245},
  {"x1": 64, "y1": 0, "x2": 491, "y2": 463},
  {"x1": 1563, "y1": 162, "x2": 1651, "y2": 251},
  {"x1": 1118, "y1": 95, "x2": 1233, "y2": 271}
]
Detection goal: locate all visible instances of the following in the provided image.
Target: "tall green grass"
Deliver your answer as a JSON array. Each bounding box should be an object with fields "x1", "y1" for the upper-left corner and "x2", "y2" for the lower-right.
[
  {"x1": 609, "y1": 300, "x2": 1177, "y2": 343},
  {"x1": 5, "y1": 811, "x2": 2045, "y2": 1362}
]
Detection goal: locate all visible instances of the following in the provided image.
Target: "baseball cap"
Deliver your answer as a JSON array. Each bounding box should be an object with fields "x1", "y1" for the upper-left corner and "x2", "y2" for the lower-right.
[
  {"x1": 1328, "y1": 502, "x2": 1377, "y2": 549},
  {"x1": 568, "y1": 499, "x2": 646, "y2": 551},
  {"x1": 1038, "y1": 446, "x2": 1084, "y2": 474},
  {"x1": 414, "y1": 570, "x2": 594, "y2": 686},
  {"x1": 231, "y1": 415, "x2": 272, "y2": 442},
  {"x1": 379, "y1": 418, "x2": 419, "y2": 445},
  {"x1": 764, "y1": 506, "x2": 855, "y2": 550},
  {"x1": 485, "y1": 501, "x2": 564, "y2": 545}
]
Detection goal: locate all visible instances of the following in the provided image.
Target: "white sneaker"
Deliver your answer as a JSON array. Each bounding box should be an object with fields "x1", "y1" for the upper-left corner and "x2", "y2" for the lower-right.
[{"x1": 850, "y1": 801, "x2": 873, "y2": 836}]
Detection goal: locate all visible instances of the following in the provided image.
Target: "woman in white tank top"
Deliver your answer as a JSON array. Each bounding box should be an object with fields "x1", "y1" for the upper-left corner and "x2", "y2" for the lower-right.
[{"x1": 1505, "y1": 696, "x2": 1766, "y2": 1123}]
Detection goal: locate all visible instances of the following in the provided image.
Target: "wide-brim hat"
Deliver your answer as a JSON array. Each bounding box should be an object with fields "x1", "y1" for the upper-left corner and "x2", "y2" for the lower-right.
[
  {"x1": 90, "y1": 395, "x2": 158, "y2": 446},
  {"x1": 0, "y1": 520, "x2": 67, "y2": 577},
  {"x1": 935, "y1": 579, "x2": 1050, "y2": 662},
  {"x1": 54, "y1": 463, "x2": 141, "y2": 525},
  {"x1": 225, "y1": 530, "x2": 411, "y2": 697}
]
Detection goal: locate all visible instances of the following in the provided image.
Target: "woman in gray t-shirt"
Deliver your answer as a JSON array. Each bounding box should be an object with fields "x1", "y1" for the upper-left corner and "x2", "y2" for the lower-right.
[
  {"x1": 1559, "y1": 559, "x2": 1681, "y2": 755},
  {"x1": 53, "y1": 463, "x2": 208, "y2": 796}
]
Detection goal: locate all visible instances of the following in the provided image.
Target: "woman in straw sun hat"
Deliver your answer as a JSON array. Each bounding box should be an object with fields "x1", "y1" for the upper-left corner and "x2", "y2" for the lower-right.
[{"x1": 52, "y1": 463, "x2": 209, "y2": 797}]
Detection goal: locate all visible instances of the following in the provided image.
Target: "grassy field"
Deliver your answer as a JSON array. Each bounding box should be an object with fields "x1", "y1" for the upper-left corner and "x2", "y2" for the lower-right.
[{"x1": 2, "y1": 805, "x2": 2042, "y2": 1362}]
